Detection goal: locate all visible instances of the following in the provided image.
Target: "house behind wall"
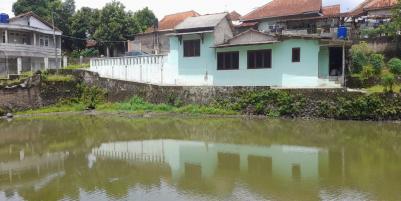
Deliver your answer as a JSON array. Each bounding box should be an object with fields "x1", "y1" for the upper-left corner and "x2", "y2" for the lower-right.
[
  {"x1": 349, "y1": 0, "x2": 399, "y2": 56},
  {"x1": 0, "y1": 12, "x2": 62, "y2": 77},
  {"x1": 128, "y1": 11, "x2": 200, "y2": 55}
]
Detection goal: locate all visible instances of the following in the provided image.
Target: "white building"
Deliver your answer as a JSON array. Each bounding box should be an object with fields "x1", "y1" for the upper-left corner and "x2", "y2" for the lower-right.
[{"x1": 0, "y1": 12, "x2": 62, "y2": 78}]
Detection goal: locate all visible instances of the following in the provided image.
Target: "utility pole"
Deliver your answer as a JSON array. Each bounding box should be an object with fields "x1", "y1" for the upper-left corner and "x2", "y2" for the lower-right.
[{"x1": 51, "y1": 12, "x2": 59, "y2": 69}]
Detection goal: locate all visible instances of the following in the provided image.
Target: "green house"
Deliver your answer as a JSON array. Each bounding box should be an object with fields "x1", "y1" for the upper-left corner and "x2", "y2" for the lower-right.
[{"x1": 166, "y1": 13, "x2": 349, "y2": 88}]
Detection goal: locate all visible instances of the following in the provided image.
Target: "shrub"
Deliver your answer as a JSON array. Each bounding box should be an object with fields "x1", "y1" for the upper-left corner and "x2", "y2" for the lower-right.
[
  {"x1": 71, "y1": 48, "x2": 99, "y2": 58},
  {"x1": 350, "y1": 42, "x2": 372, "y2": 73},
  {"x1": 369, "y1": 54, "x2": 385, "y2": 74},
  {"x1": 80, "y1": 86, "x2": 107, "y2": 109},
  {"x1": 388, "y1": 58, "x2": 401, "y2": 75},
  {"x1": 382, "y1": 73, "x2": 396, "y2": 93},
  {"x1": 360, "y1": 64, "x2": 375, "y2": 82}
]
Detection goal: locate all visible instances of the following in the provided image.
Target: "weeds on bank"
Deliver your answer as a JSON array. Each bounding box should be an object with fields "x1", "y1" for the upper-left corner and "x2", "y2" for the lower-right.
[{"x1": 64, "y1": 63, "x2": 90, "y2": 70}]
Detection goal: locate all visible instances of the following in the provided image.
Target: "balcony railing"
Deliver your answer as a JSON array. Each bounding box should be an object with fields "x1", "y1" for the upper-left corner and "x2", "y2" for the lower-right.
[{"x1": 0, "y1": 43, "x2": 61, "y2": 57}]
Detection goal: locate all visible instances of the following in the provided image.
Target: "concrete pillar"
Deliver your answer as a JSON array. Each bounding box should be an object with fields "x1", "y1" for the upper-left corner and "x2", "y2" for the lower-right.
[
  {"x1": 106, "y1": 47, "x2": 110, "y2": 57},
  {"x1": 63, "y1": 56, "x2": 68, "y2": 68},
  {"x1": 33, "y1": 32, "x2": 36, "y2": 46},
  {"x1": 44, "y1": 57, "x2": 49, "y2": 70},
  {"x1": 17, "y1": 57, "x2": 22, "y2": 75},
  {"x1": 4, "y1": 29, "x2": 8, "y2": 43}
]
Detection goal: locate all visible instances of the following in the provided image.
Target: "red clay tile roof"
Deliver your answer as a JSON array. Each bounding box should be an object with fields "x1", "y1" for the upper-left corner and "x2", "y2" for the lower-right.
[
  {"x1": 151, "y1": 10, "x2": 200, "y2": 32},
  {"x1": 364, "y1": 0, "x2": 397, "y2": 10},
  {"x1": 229, "y1": 11, "x2": 241, "y2": 21},
  {"x1": 242, "y1": 0, "x2": 322, "y2": 21},
  {"x1": 322, "y1": 4, "x2": 341, "y2": 16},
  {"x1": 351, "y1": 0, "x2": 397, "y2": 16}
]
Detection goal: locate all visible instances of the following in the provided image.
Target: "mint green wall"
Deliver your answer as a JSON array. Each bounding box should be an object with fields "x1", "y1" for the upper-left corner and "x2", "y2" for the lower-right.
[
  {"x1": 168, "y1": 33, "x2": 216, "y2": 85},
  {"x1": 318, "y1": 47, "x2": 329, "y2": 78},
  {"x1": 169, "y1": 35, "x2": 328, "y2": 87}
]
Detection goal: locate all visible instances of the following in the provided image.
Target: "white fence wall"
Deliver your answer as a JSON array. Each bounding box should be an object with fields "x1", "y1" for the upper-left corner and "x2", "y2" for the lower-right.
[{"x1": 90, "y1": 55, "x2": 177, "y2": 85}]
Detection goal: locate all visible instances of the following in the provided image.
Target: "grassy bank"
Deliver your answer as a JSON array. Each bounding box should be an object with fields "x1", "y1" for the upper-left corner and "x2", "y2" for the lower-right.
[
  {"x1": 13, "y1": 83, "x2": 401, "y2": 121},
  {"x1": 18, "y1": 96, "x2": 238, "y2": 116}
]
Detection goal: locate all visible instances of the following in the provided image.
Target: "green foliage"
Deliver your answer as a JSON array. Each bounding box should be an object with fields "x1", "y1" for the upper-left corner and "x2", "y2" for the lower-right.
[
  {"x1": 94, "y1": 1, "x2": 141, "y2": 45},
  {"x1": 369, "y1": 54, "x2": 385, "y2": 74},
  {"x1": 71, "y1": 48, "x2": 99, "y2": 58},
  {"x1": 350, "y1": 42, "x2": 373, "y2": 73},
  {"x1": 70, "y1": 7, "x2": 101, "y2": 49},
  {"x1": 360, "y1": 64, "x2": 375, "y2": 82},
  {"x1": 132, "y1": 7, "x2": 158, "y2": 32},
  {"x1": 382, "y1": 73, "x2": 396, "y2": 93},
  {"x1": 80, "y1": 85, "x2": 107, "y2": 109},
  {"x1": 216, "y1": 90, "x2": 304, "y2": 117},
  {"x1": 0, "y1": 108, "x2": 5, "y2": 116},
  {"x1": 387, "y1": 58, "x2": 401, "y2": 75},
  {"x1": 43, "y1": 74, "x2": 74, "y2": 82},
  {"x1": 65, "y1": 63, "x2": 90, "y2": 70}
]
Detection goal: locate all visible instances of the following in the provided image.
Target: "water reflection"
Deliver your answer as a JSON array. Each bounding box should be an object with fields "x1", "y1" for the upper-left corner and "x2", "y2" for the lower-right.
[{"x1": 0, "y1": 116, "x2": 400, "y2": 201}]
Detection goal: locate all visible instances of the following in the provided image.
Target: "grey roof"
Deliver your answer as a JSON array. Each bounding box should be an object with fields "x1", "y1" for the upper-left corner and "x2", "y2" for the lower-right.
[{"x1": 175, "y1": 13, "x2": 228, "y2": 30}]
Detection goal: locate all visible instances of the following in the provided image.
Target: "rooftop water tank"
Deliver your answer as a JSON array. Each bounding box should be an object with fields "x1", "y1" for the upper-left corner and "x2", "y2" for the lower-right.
[
  {"x1": 337, "y1": 25, "x2": 347, "y2": 40},
  {"x1": 0, "y1": 13, "x2": 9, "y2": 23}
]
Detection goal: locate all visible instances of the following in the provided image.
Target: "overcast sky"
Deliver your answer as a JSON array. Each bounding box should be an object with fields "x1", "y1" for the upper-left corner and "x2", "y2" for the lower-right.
[{"x1": 0, "y1": 0, "x2": 364, "y2": 19}]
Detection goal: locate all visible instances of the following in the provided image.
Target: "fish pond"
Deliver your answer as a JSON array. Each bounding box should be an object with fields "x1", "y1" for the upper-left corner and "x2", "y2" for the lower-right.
[{"x1": 0, "y1": 115, "x2": 400, "y2": 201}]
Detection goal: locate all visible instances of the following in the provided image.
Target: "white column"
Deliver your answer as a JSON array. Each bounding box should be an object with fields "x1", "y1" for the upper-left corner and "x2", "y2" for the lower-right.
[
  {"x1": 4, "y1": 29, "x2": 8, "y2": 43},
  {"x1": 33, "y1": 32, "x2": 37, "y2": 46},
  {"x1": 17, "y1": 57, "x2": 22, "y2": 75},
  {"x1": 63, "y1": 56, "x2": 68, "y2": 68},
  {"x1": 44, "y1": 57, "x2": 49, "y2": 70}
]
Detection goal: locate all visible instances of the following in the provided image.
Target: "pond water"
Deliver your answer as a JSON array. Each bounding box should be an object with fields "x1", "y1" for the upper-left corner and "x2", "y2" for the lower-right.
[{"x1": 0, "y1": 115, "x2": 400, "y2": 201}]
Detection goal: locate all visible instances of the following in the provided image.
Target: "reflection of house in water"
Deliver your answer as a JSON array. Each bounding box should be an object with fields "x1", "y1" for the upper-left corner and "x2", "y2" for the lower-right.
[
  {"x1": 92, "y1": 140, "x2": 328, "y2": 183},
  {"x1": 0, "y1": 150, "x2": 68, "y2": 190}
]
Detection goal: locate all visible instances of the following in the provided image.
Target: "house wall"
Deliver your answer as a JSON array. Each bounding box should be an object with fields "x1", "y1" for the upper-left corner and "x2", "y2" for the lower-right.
[
  {"x1": 214, "y1": 39, "x2": 322, "y2": 87},
  {"x1": 214, "y1": 18, "x2": 234, "y2": 45},
  {"x1": 169, "y1": 31, "x2": 326, "y2": 87},
  {"x1": 169, "y1": 33, "x2": 215, "y2": 85},
  {"x1": 318, "y1": 47, "x2": 329, "y2": 78},
  {"x1": 130, "y1": 31, "x2": 171, "y2": 54}
]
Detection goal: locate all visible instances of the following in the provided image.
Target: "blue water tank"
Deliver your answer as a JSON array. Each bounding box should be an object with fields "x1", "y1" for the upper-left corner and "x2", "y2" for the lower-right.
[
  {"x1": 0, "y1": 13, "x2": 9, "y2": 23},
  {"x1": 337, "y1": 26, "x2": 347, "y2": 39}
]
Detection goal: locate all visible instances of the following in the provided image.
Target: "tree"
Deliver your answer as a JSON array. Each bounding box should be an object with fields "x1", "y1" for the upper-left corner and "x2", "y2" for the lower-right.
[
  {"x1": 12, "y1": 0, "x2": 61, "y2": 20},
  {"x1": 132, "y1": 7, "x2": 158, "y2": 33},
  {"x1": 94, "y1": 1, "x2": 142, "y2": 56},
  {"x1": 70, "y1": 7, "x2": 100, "y2": 49}
]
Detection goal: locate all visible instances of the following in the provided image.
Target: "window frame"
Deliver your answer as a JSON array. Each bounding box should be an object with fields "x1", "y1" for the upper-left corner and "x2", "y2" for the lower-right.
[
  {"x1": 292, "y1": 47, "x2": 301, "y2": 63},
  {"x1": 183, "y1": 39, "x2": 201, "y2": 57},
  {"x1": 247, "y1": 49, "x2": 272, "y2": 69},
  {"x1": 217, "y1": 51, "x2": 240, "y2": 70}
]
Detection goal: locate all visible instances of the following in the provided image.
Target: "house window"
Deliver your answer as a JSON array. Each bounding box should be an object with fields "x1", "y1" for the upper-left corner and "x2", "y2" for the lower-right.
[
  {"x1": 2, "y1": 32, "x2": 5, "y2": 43},
  {"x1": 292, "y1": 48, "x2": 301, "y2": 62},
  {"x1": 39, "y1": 35, "x2": 49, "y2": 47},
  {"x1": 183, "y1": 39, "x2": 200, "y2": 57},
  {"x1": 217, "y1": 51, "x2": 239, "y2": 70},
  {"x1": 247, "y1": 49, "x2": 272, "y2": 69}
]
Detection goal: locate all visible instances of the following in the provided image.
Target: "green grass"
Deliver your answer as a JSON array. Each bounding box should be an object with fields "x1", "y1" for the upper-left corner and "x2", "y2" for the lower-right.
[
  {"x1": 17, "y1": 103, "x2": 85, "y2": 115},
  {"x1": 366, "y1": 84, "x2": 401, "y2": 94},
  {"x1": 17, "y1": 96, "x2": 238, "y2": 116},
  {"x1": 0, "y1": 71, "x2": 34, "y2": 86},
  {"x1": 97, "y1": 97, "x2": 238, "y2": 115},
  {"x1": 64, "y1": 63, "x2": 90, "y2": 70},
  {"x1": 44, "y1": 74, "x2": 75, "y2": 82}
]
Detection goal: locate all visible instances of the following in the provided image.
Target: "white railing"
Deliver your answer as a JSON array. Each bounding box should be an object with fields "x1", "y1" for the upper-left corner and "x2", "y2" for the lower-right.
[
  {"x1": 0, "y1": 43, "x2": 61, "y2": 57},
  {"x1": 90, "y1": 55, "x2": 171, "y2": 85}
]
